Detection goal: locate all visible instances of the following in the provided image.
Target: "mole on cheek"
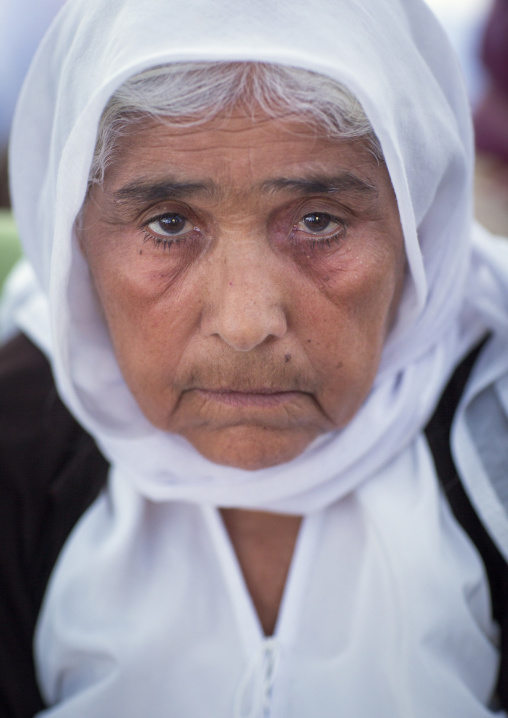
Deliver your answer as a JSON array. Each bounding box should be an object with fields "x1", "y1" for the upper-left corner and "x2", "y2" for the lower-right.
[{"x1": 284, "y1": 353, "x2": 292, "y2": 363}]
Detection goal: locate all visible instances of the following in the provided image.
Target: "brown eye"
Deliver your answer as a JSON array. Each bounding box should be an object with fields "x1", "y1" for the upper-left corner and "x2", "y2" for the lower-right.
[
  {"x1": 295, "y1": 212, "x2": 345, "y2": 238},
  {"x1": 147, "y1": 213, "x2": 191, "y2": 237},
  {"x1": 301, "y1": 213, "x2": 334, "y2": 233}
]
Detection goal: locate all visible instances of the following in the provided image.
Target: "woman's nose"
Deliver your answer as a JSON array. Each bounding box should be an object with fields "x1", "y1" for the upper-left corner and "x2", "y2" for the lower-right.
[{"x1": 202, "y1": 245, "x2": 288, "y2": 352}]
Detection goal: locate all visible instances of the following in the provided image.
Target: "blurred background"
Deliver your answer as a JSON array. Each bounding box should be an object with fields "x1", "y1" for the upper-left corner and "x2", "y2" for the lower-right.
[
  {"x1": 0, "y1": 0, "x2": 506, "y2": 292},
  {"x1": 0, "y1": 0, "x2": 66, "y2": 289}
]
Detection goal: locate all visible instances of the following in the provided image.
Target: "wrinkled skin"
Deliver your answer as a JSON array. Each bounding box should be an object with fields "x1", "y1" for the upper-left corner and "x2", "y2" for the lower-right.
[{"x1": 79, "y1": 110, "x2": 406, "y2": 471}]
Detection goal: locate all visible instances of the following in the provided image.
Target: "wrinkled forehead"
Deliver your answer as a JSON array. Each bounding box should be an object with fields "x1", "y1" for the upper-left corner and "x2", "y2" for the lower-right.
[
  {"x1": 85, "y1": 61, "x2": 382, "y2": 191},
  {"x1": 95, "y1": 117, "x2": 384, "y2": 192},
  {"x1": 86, "y1": 111, "x2": 393, "y2": 222}
]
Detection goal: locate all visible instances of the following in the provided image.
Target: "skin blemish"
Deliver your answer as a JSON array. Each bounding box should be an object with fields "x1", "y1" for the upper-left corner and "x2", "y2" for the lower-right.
[
  {"x1": 284, "y1": 353, "x2": 292, "y2": 363},
  {"x1": 139, "y1": 249, "x2": 143, "y2": 255}
]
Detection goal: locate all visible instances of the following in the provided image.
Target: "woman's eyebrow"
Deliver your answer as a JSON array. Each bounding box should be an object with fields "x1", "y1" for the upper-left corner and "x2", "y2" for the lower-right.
[
  {"x1": 259, "y1": 173, "x2": 379, "y2": 196},
  {"x1": 112, "y1": 179, "x2": 216, "y2": 205},
  {"x1": 110, "y1": 171, "x2": 378, "y2": 209}
]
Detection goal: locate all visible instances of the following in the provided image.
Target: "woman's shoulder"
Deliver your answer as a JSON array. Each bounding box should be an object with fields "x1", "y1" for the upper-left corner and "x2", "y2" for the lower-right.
[
  {"x1": 0, "y1": 332, "x2": 78, "y2": 464},
  {"x1": 0, "y1": 332, "x2": 109, "y2": 587},
  {"x1": 0, "y1": 333, "x2": 107, "y2": 506},
  {"x1": 0, "y1": 334, "x2": 109, "y2": 717}
]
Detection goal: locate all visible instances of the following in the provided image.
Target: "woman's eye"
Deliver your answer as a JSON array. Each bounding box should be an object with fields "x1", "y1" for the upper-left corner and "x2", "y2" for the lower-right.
[
  {"x1": 296, "y1": 212, "x2": 344, "y2": 236},
  {"x1": 288, "y1": 212, "x2": 347, "y2": 250},
  {"x1": 146, "y1": 213, "x2": 193, "y2": 238}
]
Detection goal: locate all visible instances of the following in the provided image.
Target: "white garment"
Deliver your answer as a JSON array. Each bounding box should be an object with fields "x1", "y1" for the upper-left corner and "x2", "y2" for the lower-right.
[
  {"x1": 35, "y1": 439, "x2": 500, "y2": 717},
  {"x1": 6, "y1": 0, "x2": 508, "y2": 714}
]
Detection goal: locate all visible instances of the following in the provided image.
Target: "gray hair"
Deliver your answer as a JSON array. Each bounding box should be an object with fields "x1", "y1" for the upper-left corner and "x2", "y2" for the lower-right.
[{"x1": 90, "y1": 62, "x2": 383, "y2": 184}]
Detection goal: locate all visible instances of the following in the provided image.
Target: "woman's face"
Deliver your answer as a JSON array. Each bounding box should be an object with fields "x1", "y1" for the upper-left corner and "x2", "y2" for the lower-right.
[{"x1": 79, "y1": 110, "x2": 406, "y2": 470}]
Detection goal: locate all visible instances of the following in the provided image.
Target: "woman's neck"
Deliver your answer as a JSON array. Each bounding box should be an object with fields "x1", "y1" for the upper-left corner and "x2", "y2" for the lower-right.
[{"x1": 220, "y1": 508, "x2": 302, "y2": 636}]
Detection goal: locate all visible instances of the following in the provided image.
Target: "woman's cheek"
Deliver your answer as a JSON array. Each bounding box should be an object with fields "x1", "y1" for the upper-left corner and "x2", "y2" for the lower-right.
[{"x1": 91, "y1": 234, "x2": 202, "y2": 314}]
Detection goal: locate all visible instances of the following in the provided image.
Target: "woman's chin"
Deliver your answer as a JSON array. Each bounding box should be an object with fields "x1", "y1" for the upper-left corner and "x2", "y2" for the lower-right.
[{"x1": 181, "y1": 424, "x2": 320, "y2": 471}]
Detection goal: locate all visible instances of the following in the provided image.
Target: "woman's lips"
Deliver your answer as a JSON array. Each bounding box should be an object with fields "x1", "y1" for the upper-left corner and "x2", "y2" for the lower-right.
[{"x1": 195, "y1": 389, "x2": 304, "y2": 408}]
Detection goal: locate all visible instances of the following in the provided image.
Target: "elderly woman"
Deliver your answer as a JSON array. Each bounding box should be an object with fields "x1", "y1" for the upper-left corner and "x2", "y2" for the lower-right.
[{"x1": 2, "y1": 0, "x2": 508, "y2": 715}]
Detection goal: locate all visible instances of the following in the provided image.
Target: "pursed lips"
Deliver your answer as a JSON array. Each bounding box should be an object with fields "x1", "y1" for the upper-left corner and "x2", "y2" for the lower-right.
[{"x1": 194, "y1": 388, "x2": 306, "y2": 408}]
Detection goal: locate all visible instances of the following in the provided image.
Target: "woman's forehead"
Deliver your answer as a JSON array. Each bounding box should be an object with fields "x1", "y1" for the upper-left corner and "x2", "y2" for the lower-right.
[{"x1": 102, "y1": 111, "x2": 388, "y2": 197}]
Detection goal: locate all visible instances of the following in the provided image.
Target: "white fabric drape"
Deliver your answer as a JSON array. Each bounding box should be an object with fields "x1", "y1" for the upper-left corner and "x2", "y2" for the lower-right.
[{"x1": 34, "y1": 439, "x2": 501, "y2": 716}]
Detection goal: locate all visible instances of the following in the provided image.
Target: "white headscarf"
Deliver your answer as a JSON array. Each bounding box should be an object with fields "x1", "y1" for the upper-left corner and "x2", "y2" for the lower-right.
[{"x1": 8, "y1": 0, "x2": 508, "y2": 517}]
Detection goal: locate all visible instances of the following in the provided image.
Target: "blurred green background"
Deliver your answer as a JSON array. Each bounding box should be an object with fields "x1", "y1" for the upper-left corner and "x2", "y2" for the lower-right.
[{"x1": 0, "y1": 209, "x2": 22, "y2": 292}]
